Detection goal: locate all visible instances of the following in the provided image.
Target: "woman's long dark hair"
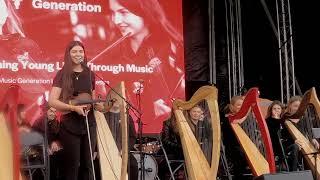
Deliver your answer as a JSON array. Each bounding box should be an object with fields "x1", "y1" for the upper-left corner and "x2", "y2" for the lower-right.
[
  {"x1": 266, "y1": 100, "x2": 284, "y2": 119},
  {"x1": 61, "y1": 41, "x2": 88, "y2": 102},
  {"x1": 109, "y1": 0, "x2": 183, "y2": 46}
]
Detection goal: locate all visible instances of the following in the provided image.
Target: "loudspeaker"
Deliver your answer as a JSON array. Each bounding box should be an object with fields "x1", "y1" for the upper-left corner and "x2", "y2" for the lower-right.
[{"x1": 254, "y1": 170, "x2": 313, "y2": 180}]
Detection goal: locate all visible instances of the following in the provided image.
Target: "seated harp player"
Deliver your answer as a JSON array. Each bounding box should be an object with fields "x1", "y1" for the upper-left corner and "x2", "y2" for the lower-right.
[
  {"x1": 94, "y1": 82, "x2": 130, "y2": 180},
  {"x1": 282, "y1": 88, "x2": 320, "y2": 177},
  {"x1": 171, "y1": 86, "x2": 221, "y2": 180},
  {"x1": 227, "y1": 88, "x2": 276, "y2": 177}
]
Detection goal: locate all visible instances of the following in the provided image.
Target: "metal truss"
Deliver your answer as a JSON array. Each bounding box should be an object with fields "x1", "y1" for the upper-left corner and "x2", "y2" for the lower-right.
[
  {"x1": 225, "y1": 0, "x2": 244, "y2": 98},
  {"x1": 276, "y1": 0, "x2": 297, "y2": 103}
]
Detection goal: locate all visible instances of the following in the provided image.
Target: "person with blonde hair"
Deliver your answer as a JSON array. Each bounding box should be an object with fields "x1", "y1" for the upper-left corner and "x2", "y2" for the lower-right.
[
  {"x1": 284, "y1": 96, "x2": 319, "y2": 150},
  {"x1": 221, "y1": 95, "x2": 248, "y2": 178},
  {"x1": 225, "y1": 96, "x2": 244, "y2": 116}
]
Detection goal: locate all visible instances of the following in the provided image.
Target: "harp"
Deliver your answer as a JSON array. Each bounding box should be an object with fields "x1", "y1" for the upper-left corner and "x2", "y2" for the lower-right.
[
  {"x1": 95, "y1": 82, "x2": 128, "y2": 180},
  {"x1": 0, "y1": 112, "x2": 14, "y2": 180},
  {"x1": 172, "y1": 86, "x2": 220, "y2": 179},
  {"x1": 283, "y1": 87, "x2": 320, "y2": 177},
  {"x1": 0, "y1": 85, "x2": 21, "y2": 180},
  {"x1": 227, "y1": 88, "x2": 276, "y2": 176}
]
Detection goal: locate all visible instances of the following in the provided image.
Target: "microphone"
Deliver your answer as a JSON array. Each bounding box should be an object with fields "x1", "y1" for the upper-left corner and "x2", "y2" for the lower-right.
[
  {"x1": 78, "y1": 57, "x2": 91, "y2": 71},
  {"x1": 78, "y1": 57, "x2": 84, "y2": 63}
]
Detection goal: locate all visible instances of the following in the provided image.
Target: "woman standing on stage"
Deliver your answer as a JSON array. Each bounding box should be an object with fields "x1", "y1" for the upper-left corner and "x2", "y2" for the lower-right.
[{"x1": 49, "y1": 41, "x2": 96, "y2": 180}]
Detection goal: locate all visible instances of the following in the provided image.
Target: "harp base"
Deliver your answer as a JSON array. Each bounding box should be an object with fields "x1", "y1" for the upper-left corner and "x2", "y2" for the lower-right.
[{"x1": 253, "y1": 170, "x2": 313, "y2": 180}]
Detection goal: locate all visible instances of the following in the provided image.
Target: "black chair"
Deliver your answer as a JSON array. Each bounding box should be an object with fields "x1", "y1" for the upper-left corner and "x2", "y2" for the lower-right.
[
  {"x1": 277, "y1": 128, "x2": 304, "y2": 172},
  {"x1": 20, "y1": 118, "x2": 50, "y2": 180},
  {"x1": 158, "y1": 137, "x2": 187, "y2": 180}
]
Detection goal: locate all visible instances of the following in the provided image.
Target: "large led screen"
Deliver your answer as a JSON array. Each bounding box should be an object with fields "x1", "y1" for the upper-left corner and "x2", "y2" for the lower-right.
[{"x1": 0, "y1": 0, "x2": 184, "y2": 134}]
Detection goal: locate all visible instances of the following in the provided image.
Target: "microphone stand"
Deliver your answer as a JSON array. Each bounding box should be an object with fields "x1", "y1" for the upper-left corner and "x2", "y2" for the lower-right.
[{"x1": 136, "y1": 83, "x2": 145, "y2": 180}]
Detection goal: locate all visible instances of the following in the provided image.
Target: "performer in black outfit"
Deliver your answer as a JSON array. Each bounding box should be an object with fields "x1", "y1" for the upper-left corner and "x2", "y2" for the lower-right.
[
  {"x1": 49, "y1": 41, "x2": 96, "y2": 180},
  {"x1": 265, "y1": 100, "x2": 287, "y2": 170}
]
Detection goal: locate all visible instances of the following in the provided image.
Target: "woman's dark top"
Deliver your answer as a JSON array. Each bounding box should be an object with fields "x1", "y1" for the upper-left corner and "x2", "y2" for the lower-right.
[
  {"x1": 52, "y1": 69, "x2": 96, "y2": 135},
  {"x1": 266, "y1": 117, "x2": 283, "y2": 156}
]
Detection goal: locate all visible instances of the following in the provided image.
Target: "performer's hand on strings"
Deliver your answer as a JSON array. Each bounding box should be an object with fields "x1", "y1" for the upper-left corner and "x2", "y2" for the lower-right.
[
  {"x1": 94, "y1": 102, "x2": 105, "y2": 112},
  {"x1": 295, "y1": 139, "x2": 303, "y2": 150},
  {"x1": 312, "y1": 139, "x2": 320, "y2": 150}
]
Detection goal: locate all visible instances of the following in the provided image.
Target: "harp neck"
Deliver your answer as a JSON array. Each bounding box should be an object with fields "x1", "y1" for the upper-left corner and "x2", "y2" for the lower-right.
[{"x1": 228, "y1": 87, "x2": 276, "y2": 174}]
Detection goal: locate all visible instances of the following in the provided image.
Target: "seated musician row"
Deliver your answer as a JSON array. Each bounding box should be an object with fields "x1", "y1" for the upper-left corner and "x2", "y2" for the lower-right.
[
  {"x1": 160, "y1": 87, "x2": 320, "y2": 180},
  {"x1": 222, "y1": 93, "x2": 320, "y2": 178}
]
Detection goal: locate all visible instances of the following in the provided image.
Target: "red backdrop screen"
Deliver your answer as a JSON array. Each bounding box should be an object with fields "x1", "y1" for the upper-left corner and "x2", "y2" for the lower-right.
[{"x1": 0, "y1": 0, "x2": 184, "y2": 134}]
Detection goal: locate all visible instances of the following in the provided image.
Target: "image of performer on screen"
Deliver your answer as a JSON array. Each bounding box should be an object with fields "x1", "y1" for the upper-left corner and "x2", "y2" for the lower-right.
[
  {"x1": 49, "y1": 41, "x2": 96, "y2": 180},
  {"x1": 0, "y1": 0, "x2": 47, "y2": 124},
  {"x1": 0, "y1": 0, "x2": 42, "y2": 59},
  {"x1": 103, "y1": 0, "x2": 185, "y2": 133}
]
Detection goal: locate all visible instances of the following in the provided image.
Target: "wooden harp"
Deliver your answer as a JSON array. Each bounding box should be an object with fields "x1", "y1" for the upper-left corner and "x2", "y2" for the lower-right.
[
  {"x1": 0, "y1": 85, "x2": 22, "y2": 180},
  {"x1": 95, "y1": 82, "x2": 128, "y2": 180},
  {"x1": 283, "y1": 87, "x2": 320, "y2": 177},
  {"x1": 172, "y1": 86, "x2": 220, "y2": 179},
  {"x1": 0, "y1": 112, "x2": 14, "y2": 180},
  {"x1": 228, "y1": 88, "x2": 276, "y2": 176}
]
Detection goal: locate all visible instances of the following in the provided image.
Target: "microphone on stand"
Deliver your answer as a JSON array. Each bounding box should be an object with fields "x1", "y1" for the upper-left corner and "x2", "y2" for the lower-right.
[
  {"x1": 78, "y1": 57, "x2": 89, "y2": 69},
  {"x1": 78, "y1": 57, "x2": 84, "y2": 63}
]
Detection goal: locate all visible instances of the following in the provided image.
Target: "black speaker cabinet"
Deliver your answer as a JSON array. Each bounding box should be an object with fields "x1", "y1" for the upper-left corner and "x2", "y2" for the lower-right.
[{"x1": 254, "y1": 170, "x2": 313, "y2": 180}]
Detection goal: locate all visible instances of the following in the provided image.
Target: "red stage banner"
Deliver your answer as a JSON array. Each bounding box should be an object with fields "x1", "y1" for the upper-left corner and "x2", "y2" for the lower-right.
[{"x1": 0, "y1": 0, "x2": 185, "y2": 134}]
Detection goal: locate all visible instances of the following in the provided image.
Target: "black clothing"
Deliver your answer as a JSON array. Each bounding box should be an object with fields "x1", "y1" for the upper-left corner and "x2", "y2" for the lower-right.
[
  {"x1": 160, "y1": 115, "x2": 212, "y2": 179},
  {"x1": 161, "y1": 119, "x2": 183, "y2": 160},
  {"x1": 59, "y1": 126, "x2": 97, "y2": 180},
  {"x1": 52, "y1": 69, "x2": 96, "y2": 180},
  {"x1": 266, "y1": 117, "x2": 300, "y2": 171},
  {"x1": 266, "y1": 117, "x2": 283, "y2": 157},
  {"x1": 53, "y1": 69, "x2": 95, "y2": 95},
  {"x1": 53, "y1": 70, "x2": 96, "y2": 135},
  {"x1": 221, "y1": 114, "x2": 249, "y2": 178},
  {"x1": 32, "y1": 116, "x2": 60, "y2": 144}
]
